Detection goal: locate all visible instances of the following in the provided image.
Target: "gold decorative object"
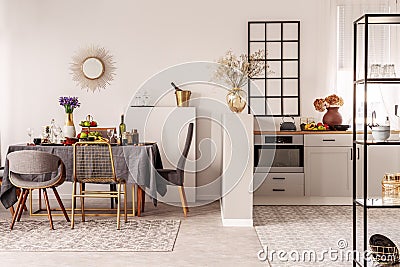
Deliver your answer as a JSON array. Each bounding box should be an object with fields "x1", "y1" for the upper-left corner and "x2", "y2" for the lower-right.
[
  {"x1": 70, "y1": 45, "x2": 116, "y2": 92},
  {"x1": 65, "y1": 113, "x2": 74, "y2": 126},
  {"x1": 175, "y1": 90, "x2": 191, "y2": 107},
  {"x1": 226, "y1": 88, "x2": 247, "y2": 113}
]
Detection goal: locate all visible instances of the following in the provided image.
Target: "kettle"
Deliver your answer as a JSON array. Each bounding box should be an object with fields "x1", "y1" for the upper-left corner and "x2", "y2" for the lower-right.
[{"x1": 280, "y1": 117, "x2": 297, "y2": 131}]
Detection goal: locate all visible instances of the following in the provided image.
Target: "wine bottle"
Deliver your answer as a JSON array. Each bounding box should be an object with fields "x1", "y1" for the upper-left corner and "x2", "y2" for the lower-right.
[
  {"x1": 171, "y1": 82, "x2": 182, "y2": 91},
  {"x1": 119, "y1": 114, "x2": 126, "y2": 143}
]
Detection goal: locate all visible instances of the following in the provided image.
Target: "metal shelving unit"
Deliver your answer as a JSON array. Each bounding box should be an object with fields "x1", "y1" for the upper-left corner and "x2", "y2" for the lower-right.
[{"x1": 352, "y1": 14, "x2": 400, "y2": 267}]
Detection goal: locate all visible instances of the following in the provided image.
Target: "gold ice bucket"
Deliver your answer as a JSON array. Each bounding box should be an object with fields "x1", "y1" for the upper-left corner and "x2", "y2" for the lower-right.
[{"x1": 175, "y1": 90, "x2": 191, "y2": 107}]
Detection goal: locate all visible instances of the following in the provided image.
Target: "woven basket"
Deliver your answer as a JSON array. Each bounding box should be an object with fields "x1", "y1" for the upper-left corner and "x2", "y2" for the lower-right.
[{"x1": 382, "y1": 173, "x2": 400, "y2": 204}]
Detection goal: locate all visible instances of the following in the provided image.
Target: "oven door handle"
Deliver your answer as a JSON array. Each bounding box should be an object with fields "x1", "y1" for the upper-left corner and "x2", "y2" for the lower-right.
[
  {"x1": 272, "y1": 189, "x2": 286, "y2": 192},
  {"x1": 272, "y1": 177, "x2": 286, "y2": 180}
]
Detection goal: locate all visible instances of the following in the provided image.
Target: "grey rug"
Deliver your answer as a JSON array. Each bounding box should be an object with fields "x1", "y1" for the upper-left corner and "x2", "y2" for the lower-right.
[
  {"x1": 0, "y1": 219, "x2": 180, "y2": 252},
  {"x1": 254, "y1": 206, "x2": 400, "y2": 267}
]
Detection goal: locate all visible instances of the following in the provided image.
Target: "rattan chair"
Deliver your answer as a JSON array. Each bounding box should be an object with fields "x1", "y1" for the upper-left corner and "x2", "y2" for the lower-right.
[
  {"x1": 81, "y1": 127, "x2": 118, "y2": 209},
  {"x1": 71, "y1": 142, "x2": 127, "y2": 230},
  {"x1": 7, "y1": 150, "x2": 70, "y2": 230},
  {"x1": 139, "y1": 123, "x2": 194, "y2": 217}
]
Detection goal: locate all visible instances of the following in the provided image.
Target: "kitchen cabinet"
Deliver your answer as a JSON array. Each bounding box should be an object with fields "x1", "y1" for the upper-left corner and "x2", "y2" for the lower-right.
[
  {"x1": 304, "y1": 134, "x2": 352, "y2": 198},
  {"x1": 254, "y1": 173, "x2": 304, "y2": 196}
]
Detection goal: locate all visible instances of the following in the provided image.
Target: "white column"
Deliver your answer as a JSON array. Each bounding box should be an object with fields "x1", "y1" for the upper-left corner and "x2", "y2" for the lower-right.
[{"x1": 221, "y1": 113, "x2": 254, "y2": 227}]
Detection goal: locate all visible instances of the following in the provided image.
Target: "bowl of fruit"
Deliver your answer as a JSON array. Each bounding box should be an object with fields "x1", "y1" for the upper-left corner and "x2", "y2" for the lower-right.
[
  {"x1": 77, "y1": 131, "x2": 108, "y2": 142},
  {"x1": 79, "y1": 114, "x2": 98, "y2": 128},
  {"x1": 302, "y1": 122, "x2": 329, "y2": 131}
]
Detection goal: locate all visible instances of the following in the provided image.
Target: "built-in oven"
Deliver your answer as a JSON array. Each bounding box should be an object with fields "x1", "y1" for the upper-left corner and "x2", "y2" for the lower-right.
[
  {"x1": 254, "y1": 135, "x2": 304, "y2": 173},
  {"x1": 254, "y1": 134, "x2": 305, "y2": 197}
]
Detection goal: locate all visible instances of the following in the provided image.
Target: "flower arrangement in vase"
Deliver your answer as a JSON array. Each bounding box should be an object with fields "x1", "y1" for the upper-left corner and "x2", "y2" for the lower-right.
[
  {"x1": 214, "y1": 49, "x2": 269, "y2": 113},
  {"x1": 313, "y1": 94, "x2": 344, "y2": 127},
  {"x1": 59, "y1": 96, "x2": 80, "y2": 138}
]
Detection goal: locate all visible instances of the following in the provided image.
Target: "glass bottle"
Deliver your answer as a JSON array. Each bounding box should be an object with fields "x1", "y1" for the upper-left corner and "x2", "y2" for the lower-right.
[
  {"x1": 119, "y1": 114, "x2": 126, "y2": 143},
  {"x1": 132, "y1": 129, "x2": 139, "y2": 145}
]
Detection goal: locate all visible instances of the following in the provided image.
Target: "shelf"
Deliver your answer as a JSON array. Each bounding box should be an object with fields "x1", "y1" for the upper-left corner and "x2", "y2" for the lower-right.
[
  {"x1": 355, "y1": 198, "x2": 400, "y2": 208},
  {"x1": 355, "y1": 78, "x2": 400, "y2": 84},
  {"x1": 355, "y1": 140, "x2": 400, "y2": 145},
  {"x1": 355, "y1": 14, "x2": 400, "y2": 25}
]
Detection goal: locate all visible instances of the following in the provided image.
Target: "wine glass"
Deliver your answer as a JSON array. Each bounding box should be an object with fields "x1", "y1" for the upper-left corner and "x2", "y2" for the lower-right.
[
  {"x1": 53, "y1": 126, "x2": 62, "y2": 143},
  {"x1": 107, "y1": 129, "x2": 115, "y2": 143},
  {"x1": 26, "y1": 128, "x2": 34, "y2": 144}
]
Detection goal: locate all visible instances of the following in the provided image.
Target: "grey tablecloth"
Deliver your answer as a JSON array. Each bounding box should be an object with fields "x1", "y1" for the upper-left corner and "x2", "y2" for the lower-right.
[{"x1": 0, "y1": 144, "x2": 165, "y2": 209}]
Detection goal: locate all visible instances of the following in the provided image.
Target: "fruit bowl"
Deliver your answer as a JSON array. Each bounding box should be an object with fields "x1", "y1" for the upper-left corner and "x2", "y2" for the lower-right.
[
  {"x1": 79, "y1": 114, "x2": 98, "y2": 127},
  {"x1": 302, "y1": 122, "x2": 330, "y2": 131}
]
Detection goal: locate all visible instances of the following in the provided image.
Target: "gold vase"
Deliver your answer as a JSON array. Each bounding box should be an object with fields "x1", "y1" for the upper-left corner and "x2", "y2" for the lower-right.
[
  {"x1": 226, "y1": 88, "x2": 247, "y2": 113},
  {"x1": 63, "y1": 113, "x2": 76, "y2": 138},
  {"x1": 65, "y1": 113, "x2": 74, "y2": 126}
]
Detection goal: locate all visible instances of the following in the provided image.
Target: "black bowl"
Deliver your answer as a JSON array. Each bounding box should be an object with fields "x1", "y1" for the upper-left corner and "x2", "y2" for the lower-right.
[
  {"x1": 334, "y1": 125, "x2": 350, "y2": 131},
  {"x1": 369, "y1": 234, "x2": 399, "y2": 264}
]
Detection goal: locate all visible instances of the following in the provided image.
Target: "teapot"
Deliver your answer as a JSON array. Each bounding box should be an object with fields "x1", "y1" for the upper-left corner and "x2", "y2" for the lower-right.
[{"x1": 280, "y1": 117, "x2": 297, "y2": 131}]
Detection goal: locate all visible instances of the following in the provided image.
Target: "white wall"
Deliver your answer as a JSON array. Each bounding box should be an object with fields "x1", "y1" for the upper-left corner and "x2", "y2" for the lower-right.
[{"x1": 0, "y1": 0, "x2": 333, "y2": 200}]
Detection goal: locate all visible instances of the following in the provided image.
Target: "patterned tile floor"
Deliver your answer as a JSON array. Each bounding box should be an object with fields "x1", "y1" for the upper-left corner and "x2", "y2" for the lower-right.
[{"x1": 254, "y1": 205, "x2": 400, "y2": 267}]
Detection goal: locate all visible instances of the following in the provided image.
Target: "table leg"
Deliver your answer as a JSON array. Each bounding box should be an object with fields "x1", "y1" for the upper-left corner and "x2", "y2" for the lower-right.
[
  {"x1": 131, "y1": 184, "x2": 136, "y2": 217},
  {"x1": 137, "y1": 186, "x2": 142, "y2": 217}
]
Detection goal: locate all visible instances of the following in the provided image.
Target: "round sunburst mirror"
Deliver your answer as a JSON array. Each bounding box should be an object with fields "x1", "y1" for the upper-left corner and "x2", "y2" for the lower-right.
[{"x1": 70, "y1": 45, "x2": 116, "y2": 92}]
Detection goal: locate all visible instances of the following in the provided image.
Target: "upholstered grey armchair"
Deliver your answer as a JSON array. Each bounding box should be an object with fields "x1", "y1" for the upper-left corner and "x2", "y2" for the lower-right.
[{"x1": 7, "y1": 150, "x2": 70, "y2": 230}]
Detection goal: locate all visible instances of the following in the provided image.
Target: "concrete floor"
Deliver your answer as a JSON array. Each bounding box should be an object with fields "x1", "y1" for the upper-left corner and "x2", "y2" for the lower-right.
[{"x1": 0, "y1": 200, "x2": 264, "y2": 267}]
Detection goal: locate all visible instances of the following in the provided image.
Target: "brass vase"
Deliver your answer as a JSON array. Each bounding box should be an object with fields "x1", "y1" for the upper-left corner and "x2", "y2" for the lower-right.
[
  {"x1": 63, "y1": 113, "x2": 76, "y2": 138},
  {"x1": 226, "y1": 88, "x2": 247, "y2": 113}
]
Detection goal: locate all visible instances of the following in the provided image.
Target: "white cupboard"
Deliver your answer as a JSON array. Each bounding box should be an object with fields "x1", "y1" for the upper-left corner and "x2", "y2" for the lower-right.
[{"x1": 304, "y1": 134, "x2": 352, "y2": 199}]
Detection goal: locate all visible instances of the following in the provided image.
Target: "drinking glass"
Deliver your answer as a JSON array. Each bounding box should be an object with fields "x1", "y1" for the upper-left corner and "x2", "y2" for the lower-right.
[
  {"x1": 53, "y1": 126, "x2": 62, "y2": 143},
  {"x1": 107, "y1": 129, "x2": 115, "y2": 143},
  {"x1": 370, "y1": 64, "x2": 381, "y2": 78},
  {"x1": 27, "y1": 128, "x2": 34, "y2": 144}
]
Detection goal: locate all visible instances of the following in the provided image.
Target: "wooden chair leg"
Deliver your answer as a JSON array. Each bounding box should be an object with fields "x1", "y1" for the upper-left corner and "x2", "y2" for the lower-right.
[
  {"x1": 52, "y1": 187, "x2": 70, "y2": 222},
  {"x1": 71, "y1": 182, "x2": 76, "y2": 229},
  {"x1": 80, "y1": 183, "x2": 85, "y2": 222},
  {"x1": 10, "y1": 189, "x2": 25, "y2": 230},
  {"x1": 17, "y1": 189, "x2": 29, "y2": 222},
  {"x1": 42, "y1": 188, "x2": 54, "y2": 230},
  {"x1": 131, "y1": 184, "x2": 136, "y2": 216},
  {"x1": 117, "y1": 183, "x2": 121, "y2": 230},
  {"x1": 137, "y1": 186, "x2": 142, "y2": 217},
  {"x1": 123, "y1": 183, "x2": 127, "y2": 223},
  {"x1": 16, "y1": 188, "x2": 28, "y2": 212},
  {"x1": 178, "y1": 186, "x2": 189, "y2": 217}
]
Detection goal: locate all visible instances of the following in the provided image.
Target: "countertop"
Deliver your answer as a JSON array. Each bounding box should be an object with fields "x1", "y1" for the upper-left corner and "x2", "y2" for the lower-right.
[
  {"x1": 254, "y1": 130, "x2": 400, "y2": 135},
  {"x1": 254, "y1": 130, "x2": 352, "y2": 135}
]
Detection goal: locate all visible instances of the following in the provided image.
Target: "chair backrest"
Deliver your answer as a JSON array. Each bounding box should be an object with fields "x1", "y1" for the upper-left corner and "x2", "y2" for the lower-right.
[
  {"x1": 73, "y1": 142, "x2": 116, "y2": 183},
  {"x1": 7, "y1": 150, "x2": 61, "y2": 175},
  {"x1": 177, "y1": 123, "x2": 194, "y2": 172}
]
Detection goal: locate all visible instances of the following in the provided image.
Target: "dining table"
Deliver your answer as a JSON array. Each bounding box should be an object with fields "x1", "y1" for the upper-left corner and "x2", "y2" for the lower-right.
[{"x1": 0, "y1": 143, "x2": 166, "y2": 209}]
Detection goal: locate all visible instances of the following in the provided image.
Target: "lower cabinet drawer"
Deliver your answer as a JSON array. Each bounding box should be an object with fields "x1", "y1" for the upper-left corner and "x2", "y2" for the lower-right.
[{"x1": 254, "y1": 173, "x2": 304, "y2": 196}]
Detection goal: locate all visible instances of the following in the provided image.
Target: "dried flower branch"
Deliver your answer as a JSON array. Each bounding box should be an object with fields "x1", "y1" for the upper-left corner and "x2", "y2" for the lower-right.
[
  {"x1": 313, "y1": 94, "x2": 344, "y2": 112},
  {"x1": 214, "y1": 50, "x2": 271, "y2": 88}
]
